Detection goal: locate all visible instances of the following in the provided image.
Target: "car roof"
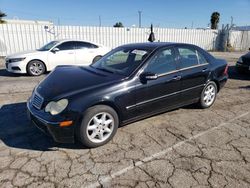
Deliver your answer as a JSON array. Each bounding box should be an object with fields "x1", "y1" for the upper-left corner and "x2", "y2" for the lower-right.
[
  {"x1": 55, "y1": 39, "x2": 103, "y2": 46},
  {"x1": 118, "y1": 42, "x2": 197, "y2": 50}
]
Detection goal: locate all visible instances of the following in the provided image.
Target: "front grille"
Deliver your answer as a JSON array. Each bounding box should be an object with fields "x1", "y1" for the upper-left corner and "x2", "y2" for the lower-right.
[{"x1": 32, "y1": 93, "x2": 44, "y2": 109}]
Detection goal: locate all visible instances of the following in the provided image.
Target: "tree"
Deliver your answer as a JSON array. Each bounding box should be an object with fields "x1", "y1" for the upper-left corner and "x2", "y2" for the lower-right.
[
  {"x1": 113, "y1": 22, "x2": 124, "y2": 28},
  {"x1": 210, "y1": 12, "x2": 220, "y2": 29},
  {"x1": 0, "y1": 10, "x2": 6, "y2": 24}
]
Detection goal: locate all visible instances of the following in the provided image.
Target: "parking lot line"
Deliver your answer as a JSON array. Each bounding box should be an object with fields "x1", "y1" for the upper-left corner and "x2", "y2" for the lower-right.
[{"x1": 87, "y1": 112, "x2": 249, "y2": 188}]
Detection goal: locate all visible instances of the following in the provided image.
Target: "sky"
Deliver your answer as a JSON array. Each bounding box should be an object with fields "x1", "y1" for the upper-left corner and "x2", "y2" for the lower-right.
[{"x1": 0, "y1": 0, "x2": 249, "y2": 28}]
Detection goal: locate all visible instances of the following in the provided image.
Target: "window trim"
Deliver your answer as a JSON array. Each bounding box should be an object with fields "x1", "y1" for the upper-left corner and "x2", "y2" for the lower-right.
[{"x1": 157, "y1": 63, "x2": 209, "y2": 78}]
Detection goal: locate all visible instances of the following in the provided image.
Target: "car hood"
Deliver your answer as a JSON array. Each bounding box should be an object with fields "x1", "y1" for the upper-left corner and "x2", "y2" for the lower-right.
[
  {"x1": 36, "y1": 66, "x2": 125, "y2": 101},
  {"x1": 6, "y1": 50, "x2": 45, "y2": 58}
]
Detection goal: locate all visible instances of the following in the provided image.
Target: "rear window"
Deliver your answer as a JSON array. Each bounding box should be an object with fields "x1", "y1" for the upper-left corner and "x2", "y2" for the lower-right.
[{"x1": 178, "y1": 47, "x2": 199, "y2": 68}]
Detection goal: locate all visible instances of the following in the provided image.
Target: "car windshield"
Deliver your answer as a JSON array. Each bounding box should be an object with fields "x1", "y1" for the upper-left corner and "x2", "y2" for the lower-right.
[
  {"x1": 37, "y1": 41, "x2": 59, "y2": 51},
  {"x1": 91, "y1": 47, "x2": 151, "y2": 76}
]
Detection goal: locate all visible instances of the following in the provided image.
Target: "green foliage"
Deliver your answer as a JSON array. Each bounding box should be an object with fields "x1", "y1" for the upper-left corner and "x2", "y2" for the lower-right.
[
  {"x1": 113, "y1": 22, "x2": 124, "y2": 28},
  {"x1": 0, "y1": 10, "x2": 6, "y2": 24},
  {"x1": 210, "y1": 12, "x2": 220, "y2": 29}
]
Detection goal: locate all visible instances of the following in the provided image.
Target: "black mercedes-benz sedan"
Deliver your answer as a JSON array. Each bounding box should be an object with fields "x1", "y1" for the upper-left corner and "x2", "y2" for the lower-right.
[
  {"x1": 27, "y1": 42, "x2": 228, "y2": 147},
  {"x1": 236, "y1": 49, "x2": 250, "y2": 73}
]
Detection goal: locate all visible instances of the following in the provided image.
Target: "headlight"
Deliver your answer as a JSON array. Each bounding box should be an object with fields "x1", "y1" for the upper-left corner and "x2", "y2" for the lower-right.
[
  {"x1": 8, "y1": 57, "x2": 26, "y2": 63},
  {"x1": 45, "y1": 99, "x2": 68, "y2": 115},
  {"x1": 237, "y1": 57, "x2": 243, "y2": 63}
]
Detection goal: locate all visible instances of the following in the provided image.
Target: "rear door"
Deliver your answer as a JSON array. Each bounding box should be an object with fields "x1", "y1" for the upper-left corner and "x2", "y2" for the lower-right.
[
  {"x1": 48, "y1": 41, "x2": 76, "y2": 69},
  {"x1": 75, "y1": 41, "x2": 99, "y2": 65},
  {"x1": 176, "y1": 45, "x2": 210, "y2": 102}
]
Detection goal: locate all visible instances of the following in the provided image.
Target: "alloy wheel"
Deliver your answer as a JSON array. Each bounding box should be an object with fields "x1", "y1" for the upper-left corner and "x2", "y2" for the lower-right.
[
  {"x1": 86, "y1": 112, "x2": 114, "y2": 143},
  {"x1": 203, "y1": 84, "x2": 216, "y2": 106},
  {"x1": 29, "y1": 61, "x2": 44, "y2": 76}
]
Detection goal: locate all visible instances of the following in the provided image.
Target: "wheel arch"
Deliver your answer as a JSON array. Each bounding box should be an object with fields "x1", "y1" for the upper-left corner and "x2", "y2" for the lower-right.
[
  {"x1": 208, "y1": 79, "x2": 220, "y2": 93},
  {"x1": 89, "y1": 101, "x2": 123, "y2": 125},
  {"x1": 26, "y1": 59, "x2": 47, "y2": 73},
  {"x1": 92, "y1": 55, "x2": 103, "y2": 64}
]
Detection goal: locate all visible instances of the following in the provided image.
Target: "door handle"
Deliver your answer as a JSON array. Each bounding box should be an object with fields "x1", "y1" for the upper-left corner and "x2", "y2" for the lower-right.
[
  {"x1": 68, "y1": 52, "x2": 74, "y2": 54},
  {"x1": 202, "y1": 68, "x2": 208, "y2": 72},
  {"x1": 172, "y1": 75, "x2": 181, "y2": 81}
]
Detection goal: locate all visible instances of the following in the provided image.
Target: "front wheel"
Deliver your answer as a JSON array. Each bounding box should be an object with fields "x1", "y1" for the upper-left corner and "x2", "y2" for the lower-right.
[
  {"x1": 77, "y1": 105, "x2": 119, "y2": 148},
  {"x1": 199, "y1": 81, "x2": 217, "y2": 109},
  {"x1": 27, "y1": 60, "x2": 46, "y2": 76}
]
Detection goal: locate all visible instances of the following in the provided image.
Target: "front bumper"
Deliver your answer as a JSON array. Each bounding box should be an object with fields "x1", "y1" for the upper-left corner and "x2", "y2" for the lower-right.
[
  {"x1": 5, "y1": 61, "x2": 27, "y2": 74},
  {"x1": 27, "y1": 100, "x2": 75, "y2": 143}
]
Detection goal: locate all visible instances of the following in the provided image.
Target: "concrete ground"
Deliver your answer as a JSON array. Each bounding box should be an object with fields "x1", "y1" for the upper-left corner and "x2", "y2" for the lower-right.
[{"x1": 0, "y1": 52, "x2": 250, "y2": 188}]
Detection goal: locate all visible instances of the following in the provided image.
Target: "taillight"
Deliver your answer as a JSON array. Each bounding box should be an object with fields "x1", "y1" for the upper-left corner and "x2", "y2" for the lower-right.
[{"x1": 223, "y1": 64, "x2": 228, "y2": 75}]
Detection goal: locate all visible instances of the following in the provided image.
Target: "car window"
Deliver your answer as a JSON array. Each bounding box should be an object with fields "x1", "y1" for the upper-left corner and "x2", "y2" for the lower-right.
[
  {"x1": 145, "y1": 48, "x2": 177, "y2": 74},
  {"x1": 197, "y1": 50, "x2": 208, "y2": 64},
  {"x1": 75, "y1": 41, "x2": 98, "y2": 49},
  {"x1": 91, "y1": 48, "x2": 150, "y2": 76},
  {"x1": 178, "y1": 47, "x2": 199, "y2": 68},
  {"x1": 56, "y1": 41, "x2": 75, "y2": 51},
  {"x1": 38, "y1": 41, "x2": 59, "y2": 51}
]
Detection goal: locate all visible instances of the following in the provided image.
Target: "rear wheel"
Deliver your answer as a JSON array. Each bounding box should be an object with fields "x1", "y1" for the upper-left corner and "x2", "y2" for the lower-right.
[
  {"x1": 77, "y1": 105, "x2": 119, "y2": 148},
  {"x1": 199, "y1": 81, "x2": 217, "y2": 108},
  {"x1": 92, "y1": 55, "x2": 102, "y2": 64},
  {"x1": 27, "y1": 60, "x2": 46, "y2": 76}
]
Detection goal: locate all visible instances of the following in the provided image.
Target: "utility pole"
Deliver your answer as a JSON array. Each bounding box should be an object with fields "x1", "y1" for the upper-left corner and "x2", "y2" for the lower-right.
[
  {"x1": 57, "y1": 18, "x2": 60, "y2": 26},
  {"x1": 138, "y1": 11, "x2": 142, "y2": 28},
  {"x1": 99, "y1": 15, "x2": 102, "y2": 27}
]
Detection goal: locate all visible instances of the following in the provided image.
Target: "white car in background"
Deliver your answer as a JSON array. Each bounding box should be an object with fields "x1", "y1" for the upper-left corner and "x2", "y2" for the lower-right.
[{"x1": 5, "y1": 40, "x2": 111, "y2": 76}]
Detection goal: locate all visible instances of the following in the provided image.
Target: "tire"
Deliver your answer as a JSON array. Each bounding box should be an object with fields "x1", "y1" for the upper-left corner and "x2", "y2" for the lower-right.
[
  {"x1": 92, "y1": 55, "x2": 102, "y2": 64},
  {"x1": 77, "y1": 105, "x2": 119, "y2": 148},
  {"x1": 199, "y1": 81, "x2": 217, "y2": 109},
  {"x1": 27, "y1": 60, "x2": 46, "y2": 76}
]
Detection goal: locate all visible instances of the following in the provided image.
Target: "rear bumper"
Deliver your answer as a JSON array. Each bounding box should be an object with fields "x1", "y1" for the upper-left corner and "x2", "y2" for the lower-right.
[
  {"x1": 218, "y1": 75, "x2": 228, "y2": 91},
  {"x1": 27, "y1": 101, "x2": 75, "y2": 143}
]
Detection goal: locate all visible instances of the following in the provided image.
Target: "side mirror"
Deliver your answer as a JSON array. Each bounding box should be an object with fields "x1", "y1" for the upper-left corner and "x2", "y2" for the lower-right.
[
  {"x1": 51, "y1": 47, "x2": 59, "y2": 53},
  {"x1": 140, "y1": 72, "x2": 158, "y2": 81}
]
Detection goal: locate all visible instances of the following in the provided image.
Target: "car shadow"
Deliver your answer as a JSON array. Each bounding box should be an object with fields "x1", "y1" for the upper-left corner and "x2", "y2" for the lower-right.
[
  {"x1": 239, "y1": 85, "x2": 250, "y2": 90},
  {"x1": 0, "y1": 68, "x2": 49, "y2": 77},
  {"x1": 228, "y1": 65, "x2": 250, "y2": 81},
  {"x1": 0, "y1": 102, "x2": 86, "y2": 151},
  {"x1": 0, "y1": 69, "x2": 27, "y2": 77}
]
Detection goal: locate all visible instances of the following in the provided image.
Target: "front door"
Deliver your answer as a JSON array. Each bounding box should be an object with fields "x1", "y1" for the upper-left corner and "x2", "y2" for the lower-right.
[
  {"x1": 48, "y1": 41, "x2": 76, "y2": 70},
  {"x1": 134, "y1": 47, "x2": 182, "y2": 116}
]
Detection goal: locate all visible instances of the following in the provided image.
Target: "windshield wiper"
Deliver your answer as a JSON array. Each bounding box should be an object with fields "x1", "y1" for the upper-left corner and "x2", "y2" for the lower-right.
[{"x1": 94, "y1": 67, "x2": 114, "y2": 74}]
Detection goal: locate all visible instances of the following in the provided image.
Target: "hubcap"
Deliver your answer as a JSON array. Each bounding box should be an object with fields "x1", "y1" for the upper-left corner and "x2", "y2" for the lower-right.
[
  {"x1": 86, "y1": 112, "x2": 114, "y2": 143},
  {"x1": 29, "y1": 62, "x2": 44, "y2": 75},
  {"x1": 203, "y1": 84, "x2": 216, "y2": 106}
]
